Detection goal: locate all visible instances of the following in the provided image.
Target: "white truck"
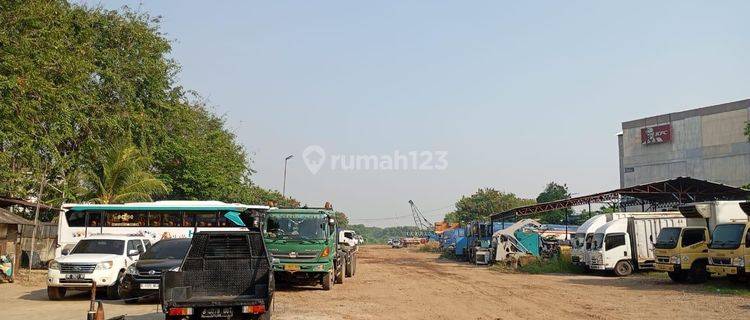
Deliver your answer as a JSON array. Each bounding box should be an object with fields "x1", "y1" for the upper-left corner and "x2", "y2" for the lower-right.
[
  {"x1": 47, "y1": 234, "x2": 151, "y2": 300},
  {"x1": 588, "y1": 213, "x2": 685, "y2": 276},
  {"x1": 338, "y1": 230, "x2": 359, "y2": 278},
  {"x1": 572, "y1": 212, "x2": 663, "y2": 270}
]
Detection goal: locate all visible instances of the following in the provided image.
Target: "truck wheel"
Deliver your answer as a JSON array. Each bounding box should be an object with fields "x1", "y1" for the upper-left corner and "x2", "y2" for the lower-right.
[
  {"x1": 345, "y1": 256, "x2": 353, "y2": 278},
  {"x1": 613, "y1": 261, "x2": 633, "y2": 277},
  {"x1": 47, "y1": 287, "x2": 66, "y2": 300},
  {"x1": 322, "y1": 271, "x2": 333, "y2": 291},
  {"x1": 688, "y1": 261, "x2": 709, "y2": 284},
  {"x1": 107, "y1": 271, "x2": 124, "y2": 300},
  {"x1": 667, "y1": 270, "x2": 688, "y2": 283},
  {"x1": 335, "y1": 265, "x2": 344, "y2": 284},
  {"x1": 351, "y1": 254, "x2": 357, "y2": 276}
]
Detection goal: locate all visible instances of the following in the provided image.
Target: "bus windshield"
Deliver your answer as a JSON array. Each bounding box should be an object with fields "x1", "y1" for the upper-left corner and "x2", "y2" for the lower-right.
[
  {"x1": 654, "y1": 227, "x2": 681, "y2": 249},
  {"x1": 265, "y1": 215, "x2": 327, "y2": 241},
  {"x1": 709, "y1": 224, "x2": 745, "y2": 249}
]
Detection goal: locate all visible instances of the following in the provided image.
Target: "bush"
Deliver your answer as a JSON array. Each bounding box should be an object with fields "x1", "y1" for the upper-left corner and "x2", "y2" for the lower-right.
[{"x1": 517, "y1": 254, "x2": 583, "y2": 274}]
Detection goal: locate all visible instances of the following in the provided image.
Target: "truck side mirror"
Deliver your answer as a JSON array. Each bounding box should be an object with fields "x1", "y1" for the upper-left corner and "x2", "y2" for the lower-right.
[
  {"x1": 61, "y1": 249, "x2": 70, "y2": 256},
  {"x1": 128, "y1": 249, "x2": 140, "y2": 257},
  {"x1": 649, "y1": 235, "x2": 654, "y2": 244}
]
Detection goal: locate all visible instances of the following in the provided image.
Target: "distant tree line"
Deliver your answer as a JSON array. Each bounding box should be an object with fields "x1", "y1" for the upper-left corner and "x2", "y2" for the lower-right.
[{"x1": 0, "y1": 1, "x2": 297, "y2": 220}]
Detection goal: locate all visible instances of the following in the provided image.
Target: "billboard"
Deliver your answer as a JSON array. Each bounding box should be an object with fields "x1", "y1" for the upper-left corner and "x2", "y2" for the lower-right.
[{"x1": 641, "y1": 124, "x2": 672, "y2": 145}]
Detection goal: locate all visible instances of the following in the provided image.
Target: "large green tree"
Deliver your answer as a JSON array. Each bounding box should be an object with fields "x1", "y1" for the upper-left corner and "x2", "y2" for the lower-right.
[
  {"x1": 533, "y1": 182, "x2": 572, "y2": 224},
  {"x1": 445, "y1": 188, "x2": 535, "y2": 224},
  {"x1": 0, "y1": 1, "x2": 297, "y2": 212}
]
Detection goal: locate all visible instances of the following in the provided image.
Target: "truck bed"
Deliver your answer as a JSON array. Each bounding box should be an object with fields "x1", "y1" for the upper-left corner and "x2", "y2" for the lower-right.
[{"x1": 161, "y1": 231, "x2": 272, "y2": 310}]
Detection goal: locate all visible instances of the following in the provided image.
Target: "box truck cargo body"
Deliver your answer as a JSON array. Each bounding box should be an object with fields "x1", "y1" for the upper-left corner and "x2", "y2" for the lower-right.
[{"x1": 588, "y1": 213, "x2": 685, "y2": 276}]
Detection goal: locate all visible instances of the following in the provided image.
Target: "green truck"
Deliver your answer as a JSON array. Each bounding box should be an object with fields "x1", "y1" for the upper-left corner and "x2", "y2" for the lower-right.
[{"x1": 263, "y1": 205, "x2": 357, "y2": 290}]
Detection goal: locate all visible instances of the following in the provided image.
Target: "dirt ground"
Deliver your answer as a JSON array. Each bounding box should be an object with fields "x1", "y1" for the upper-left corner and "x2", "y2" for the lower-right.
[{"x1": 2, "y1": 245, "x2": 749, "y2": 320}]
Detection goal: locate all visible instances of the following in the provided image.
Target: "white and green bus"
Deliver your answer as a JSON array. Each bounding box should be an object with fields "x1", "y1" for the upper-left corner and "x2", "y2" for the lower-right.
[{"x1": 56, "y1": 201, "x2": 269, "y2": 257}]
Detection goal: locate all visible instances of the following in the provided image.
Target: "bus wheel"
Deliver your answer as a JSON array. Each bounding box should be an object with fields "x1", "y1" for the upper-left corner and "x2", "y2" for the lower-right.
[
  {"x1": 613, "y1": 261, "x2": 633, "y2": 277},
  {"x1": 688, "y1": 261, "x2": 709, "y2": 284}
]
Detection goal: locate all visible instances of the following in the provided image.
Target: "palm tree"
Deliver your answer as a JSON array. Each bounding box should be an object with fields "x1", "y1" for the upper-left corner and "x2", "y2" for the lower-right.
[{"x1": 86, "y1": 140, "x2": 169, "y2": 204}]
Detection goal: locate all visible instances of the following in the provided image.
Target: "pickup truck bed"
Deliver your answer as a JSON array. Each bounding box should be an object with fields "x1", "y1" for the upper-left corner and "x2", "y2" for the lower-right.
[{"x1": 161, "y1": 231, "x2": 273, "y2": 320}]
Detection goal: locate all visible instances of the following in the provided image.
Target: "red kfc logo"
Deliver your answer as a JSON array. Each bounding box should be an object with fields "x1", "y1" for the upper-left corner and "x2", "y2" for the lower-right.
[{"x1": 641, "y1": 124, "x2": 672, "y2": 145}]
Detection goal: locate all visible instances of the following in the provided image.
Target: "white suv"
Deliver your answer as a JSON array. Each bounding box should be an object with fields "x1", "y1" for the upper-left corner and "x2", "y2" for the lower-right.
[{"x1": 47, "y1": 234, "x2": 152, "y2": 300}]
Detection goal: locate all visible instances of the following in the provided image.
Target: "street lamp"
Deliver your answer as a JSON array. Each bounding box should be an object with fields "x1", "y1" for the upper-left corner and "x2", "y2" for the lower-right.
[{"x1": 282, "y1": 155, "x2": 293, "y2": 197}]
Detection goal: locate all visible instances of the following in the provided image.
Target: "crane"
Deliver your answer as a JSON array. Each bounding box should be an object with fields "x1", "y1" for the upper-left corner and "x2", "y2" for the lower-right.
[{"x1": 408, "y1": 200, "x2": 434, "y2": 238}]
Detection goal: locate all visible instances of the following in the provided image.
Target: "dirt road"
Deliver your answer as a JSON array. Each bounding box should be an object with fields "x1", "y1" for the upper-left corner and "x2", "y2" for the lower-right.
[{"x1": 2, "y1": 245, "x2": 749, "y2": 319}]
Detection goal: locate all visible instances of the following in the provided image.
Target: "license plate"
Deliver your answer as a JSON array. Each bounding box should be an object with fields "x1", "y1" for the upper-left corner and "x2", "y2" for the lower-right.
[
  {"x1": 64, "y1": 274, "x2": 85, "y2": 280},
  {"x1": 201, "y1": 307, "x2": 233, "y2": 318},
  {"x1": 655, "y1": 264, "x2": 674, "y2": 272},
  {"x1": 140, "y1": 283, "x2": 159, "y2": 290},
  {"x1": 707, "y1": 265, "x2": 737, "y2": 275},
  {"x1": 284, "y1": 264, "x2": 300, "y2": 272}
]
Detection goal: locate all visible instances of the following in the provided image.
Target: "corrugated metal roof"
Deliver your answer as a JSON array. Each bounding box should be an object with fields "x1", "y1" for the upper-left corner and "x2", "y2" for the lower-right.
[{"x1": 0, "y1": 208, "x2": 35, "y2": 225}]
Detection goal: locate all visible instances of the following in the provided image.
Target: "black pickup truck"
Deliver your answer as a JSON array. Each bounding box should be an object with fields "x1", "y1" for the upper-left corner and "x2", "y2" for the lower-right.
[{"x1": 160, "y1": 212, "x2": 274, "y2": 320}]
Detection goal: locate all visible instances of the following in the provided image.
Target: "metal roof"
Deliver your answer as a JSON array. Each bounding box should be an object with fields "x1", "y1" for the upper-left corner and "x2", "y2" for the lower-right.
[
  {"x1": 0, "y1": 208, "x2": 35, "y2": 225},
  {"x1": 0, "y1": 197, "x2": 61, "y2": 212},
  {"x1": 490, "y1": 177, "x2": 750, "y2": 221}
]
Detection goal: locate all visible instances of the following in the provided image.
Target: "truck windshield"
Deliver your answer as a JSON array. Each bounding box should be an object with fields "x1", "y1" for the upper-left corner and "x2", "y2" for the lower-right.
[
  {"x1": 71, "y1": 239, "x2": 125, "y2": 255},
  {"x1": 574, "y1": 233, "x2": 585, "y2": 249},
  {"x1": 654, "y1": 227, "x2": 681, "y2": 249},
  {"x1": 709, "y1": 224, "x2": 746, "y2": 249},
  {"x1": 592, "y1": 233, "x2": 604, "y2": 250},
  {"x1": 265, "y1": 215, "x2": 327, "y2": 241},
  {"x1": 585, "y1": 234, "x2": 594, "y2": 249}
]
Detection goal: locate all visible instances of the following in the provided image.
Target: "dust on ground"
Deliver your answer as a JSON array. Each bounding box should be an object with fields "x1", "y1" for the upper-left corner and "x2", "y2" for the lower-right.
[{"x1": 2, "y1": 245, "x2": 749, "y2": 320}]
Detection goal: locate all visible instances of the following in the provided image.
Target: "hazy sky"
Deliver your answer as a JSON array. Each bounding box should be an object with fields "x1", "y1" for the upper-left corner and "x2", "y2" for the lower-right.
[{"x1": 85, "y1": 1, "x2": 749, "y2": 226}]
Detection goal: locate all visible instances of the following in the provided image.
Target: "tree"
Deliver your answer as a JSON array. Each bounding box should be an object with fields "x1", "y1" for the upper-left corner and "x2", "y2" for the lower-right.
[
  {"x1": 85, "y1": 140, "x2": 168, "y2": 204},
  {"x1": 334, "y1": 211, "x2": 349, "y2": 227},
  {"x1": 745, "y1": 121, "x2": 750, "y2": 141},
  {"x1": 534, "y1": 182, "x2": 571, "y2": 224},
  {"x1": 445, "y1": 188, "x2": 535, "y2": 224}
]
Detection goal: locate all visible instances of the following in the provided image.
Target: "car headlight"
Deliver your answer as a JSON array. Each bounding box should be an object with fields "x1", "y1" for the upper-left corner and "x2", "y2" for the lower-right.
[
  {"x1": 732, "y1": 257, "x2": 745, "y2": 267},
  {"x1": 669, "y1": 256, "x2": 681, "y2": 264},
  {"x1": 49, "y1": 260, "x2": 60, "y2": 270},
  {"x1": 95, "y1": 261, "x2": 113, "y2": 270},
  {"x1": 126, "y1": 265, "x2": 138, "y2": 275}
]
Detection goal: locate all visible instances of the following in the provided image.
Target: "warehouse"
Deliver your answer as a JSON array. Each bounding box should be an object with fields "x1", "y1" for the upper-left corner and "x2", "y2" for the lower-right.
[{"x1": 618, "y1": 99, "x2": 750, "y2": 188}]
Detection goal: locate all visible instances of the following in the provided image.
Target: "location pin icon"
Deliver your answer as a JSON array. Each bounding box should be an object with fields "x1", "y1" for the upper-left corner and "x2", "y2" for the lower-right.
[{"x1": 303, "y1": 145, "x2": 326, "y2": 175}]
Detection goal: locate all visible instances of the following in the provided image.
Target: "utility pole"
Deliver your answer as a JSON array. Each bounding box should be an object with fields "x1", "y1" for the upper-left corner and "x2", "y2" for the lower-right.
[{"x1": 282, "y1": 155, "x2": 293, "y2": 197}]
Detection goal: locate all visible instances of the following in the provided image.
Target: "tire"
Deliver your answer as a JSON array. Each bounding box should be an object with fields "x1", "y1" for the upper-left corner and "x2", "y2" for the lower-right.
[
  {"x1": 107, "y1": 271, "x2": 124, "y2": 300},
  {"x1": 345, "y1": 255, "x2": 353, "y2": 278},
  {"x1": 47, "y1": 287, "x2": 66, "y2": 300},
  {"x1": 322, "y1": 271, "x2": 333, "y2": 291},
  {"x1": 667, "y1": 270, "x2": 688, "y2": 283},
  {"x1": 613, "y1": 261, "x2": 633, "y2": 277},
  {"x1": 351, "y1": 254, "x2": 357, "y2": 276},
  {"x1": 335, "y1": 264, "x2": 344, "y2": 284},
  {"x1": 688, "y1": 261, "x2": 709, "y2": 284}
]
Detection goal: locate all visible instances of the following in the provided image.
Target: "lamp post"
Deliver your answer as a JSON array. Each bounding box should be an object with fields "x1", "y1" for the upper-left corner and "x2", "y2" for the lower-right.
[{"x1": 282, "y1": 155, "x2": 293, "y2": 197}]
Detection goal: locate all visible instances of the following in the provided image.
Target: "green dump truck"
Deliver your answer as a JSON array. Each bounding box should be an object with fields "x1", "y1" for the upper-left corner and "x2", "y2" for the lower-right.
[{"x1": 263, "y1": 204, "x2": 356, "y2": 290}]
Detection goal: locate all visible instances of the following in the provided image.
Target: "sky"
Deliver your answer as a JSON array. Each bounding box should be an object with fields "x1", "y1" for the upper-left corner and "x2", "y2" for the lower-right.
[{"x1": 82, "y1": 1, "x2": 750, "y2": 226}]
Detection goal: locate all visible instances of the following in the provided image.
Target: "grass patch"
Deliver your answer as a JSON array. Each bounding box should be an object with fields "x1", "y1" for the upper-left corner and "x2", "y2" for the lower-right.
[
  {"x1": 701, "y1": 279, "x2": 750, "y2": 296},
  {"x1": 516, "y1": 255, "x2": 584, "y2": 274},
  {"x1": 417, "y1": 242, "x2": 441, "y2": 253}
]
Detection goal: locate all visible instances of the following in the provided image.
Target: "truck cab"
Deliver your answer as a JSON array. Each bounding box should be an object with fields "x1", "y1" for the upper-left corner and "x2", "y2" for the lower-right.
[
  {"x1": 572, "y1": 215, "x2": 607, "y2": 268},
  {"x1": 654, "y1": 201, "x2": 748, "y2": 283},
  {"x1": 263, "y1": 205, "x2": 351, "y2": 290},
  {"x1": 706, "y1": 201, "x2": 750, "y2": 278}
]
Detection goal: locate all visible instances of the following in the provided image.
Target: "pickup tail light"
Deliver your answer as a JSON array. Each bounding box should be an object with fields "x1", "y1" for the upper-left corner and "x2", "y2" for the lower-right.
[
  {"x1": 168, "y1": 307, "x2": 194, "y2": 316},
  {"x1": 320, "y1": 246, "x2": 330, "y2": 258},
  {"x1": 242, "y1": 305, "x2": 266, "y2": 314}
]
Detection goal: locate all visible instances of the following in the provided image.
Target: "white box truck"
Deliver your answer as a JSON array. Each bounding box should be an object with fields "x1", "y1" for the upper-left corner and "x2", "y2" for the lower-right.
[
  {"x1": 572, "y1": 212, "x2": 664, "y2": 270},
  {"x1": 588, "y1": 213, "x2": 685, "y2": 276}
]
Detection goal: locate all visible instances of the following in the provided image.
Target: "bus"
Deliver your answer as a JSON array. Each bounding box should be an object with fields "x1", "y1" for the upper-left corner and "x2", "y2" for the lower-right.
[{"x1": 56, "y1": 201, "x2": 269, "y2": 257}]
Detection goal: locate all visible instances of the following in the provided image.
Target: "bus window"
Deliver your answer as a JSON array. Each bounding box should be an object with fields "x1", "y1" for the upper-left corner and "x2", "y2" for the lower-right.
[
  {"x1": 217, "y1": 212, "x2": 230, "y2": 227},
  {"x1": 66, "y1": 211, "x2": 86, "y2": 227},
  {"x1": 107, "y1": 211, "x2": 146, "y2": 227},
  {"x1": 182, "y1": 212, "x2": 195, "y2": 227},
  {"x1": 148, "y1": 212, "x2": 162, "y2": 227},
  {"x1": 87, "y1": 212, "x2": 103, "y2": 227},
  {"x1": 161, "y1": 212, "x2": 182, "y2": 227},
  {"x1": 195, "y1": 212, "x2": 217, "y2": 227}
]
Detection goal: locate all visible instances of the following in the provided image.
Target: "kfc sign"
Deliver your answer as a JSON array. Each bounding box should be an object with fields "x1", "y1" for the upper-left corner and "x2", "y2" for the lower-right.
[{"x1": 641, "y1": 124, "x2": 672, "y2": 145}]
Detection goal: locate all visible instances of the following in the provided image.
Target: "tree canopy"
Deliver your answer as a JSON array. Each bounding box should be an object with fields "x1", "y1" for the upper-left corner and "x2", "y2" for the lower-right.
[
  {"x1": 444, "y1": 188, "x2": 535, "y2": 224},
  {"x1": 0, "y1": 0, "x2": 297, "y2": 212},
  {"x1": 533, "y1": 182, "x2": 572, "y2": 224}
]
